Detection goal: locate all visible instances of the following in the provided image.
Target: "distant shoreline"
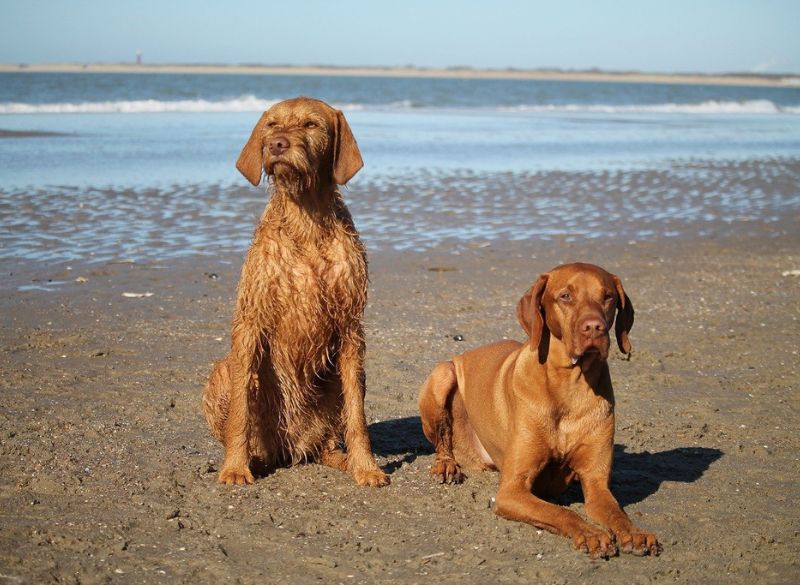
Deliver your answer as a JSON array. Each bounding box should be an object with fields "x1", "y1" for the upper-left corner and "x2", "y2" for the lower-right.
[
  {"x1": 0, "y1": 129, "x2": 71, "y2": 138},
  {"x1": 2, "y1": 62, "x2": 799, "y2": 88}
]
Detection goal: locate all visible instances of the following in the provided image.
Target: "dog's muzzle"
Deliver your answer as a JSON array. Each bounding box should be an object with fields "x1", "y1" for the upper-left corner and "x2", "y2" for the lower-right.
[
  {"x1": 572, "y1": 315, "x2": 610, "y2": 363},
  {"x1": 268, "y1": 136, "x2": 290, "y2": 157}
]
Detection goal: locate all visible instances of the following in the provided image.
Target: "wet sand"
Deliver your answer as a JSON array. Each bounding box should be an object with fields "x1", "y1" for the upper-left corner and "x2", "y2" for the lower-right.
[
  {"x1": 3, "y1": 158, "x2": 798, "y2": 264},
  {"x1": 1, "y1": 183, "x2": 799, "y2": 583}
]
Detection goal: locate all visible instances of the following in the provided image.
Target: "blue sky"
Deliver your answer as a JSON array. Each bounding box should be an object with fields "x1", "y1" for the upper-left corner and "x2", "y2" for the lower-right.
[{"x1": 1, "y1": 0, "x2": 799, "y2": 74}]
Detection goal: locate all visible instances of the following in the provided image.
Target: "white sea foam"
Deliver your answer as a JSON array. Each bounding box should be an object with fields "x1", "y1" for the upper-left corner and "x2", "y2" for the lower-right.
[
  {"x1": 0, "y1": 97, "x2": 797, "y2": 115},
  {"x1": 0, "y1": 95, "x2": 277, "y2": 114},
  {"x1": 0, "y1": 95, "x2": 370, "y2": 115},
  {"x1": 499, "y1": 99, "x2": 798, "y2": 114}
]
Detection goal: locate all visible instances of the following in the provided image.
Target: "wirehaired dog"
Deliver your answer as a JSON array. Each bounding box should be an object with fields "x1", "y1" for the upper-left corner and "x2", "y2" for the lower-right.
[
  {"x1": 203, "y1": 97, "x2": 388, "y2": 487},
  {"x1": 419, "y1": 263, "x2": 661, "y2": 557}
]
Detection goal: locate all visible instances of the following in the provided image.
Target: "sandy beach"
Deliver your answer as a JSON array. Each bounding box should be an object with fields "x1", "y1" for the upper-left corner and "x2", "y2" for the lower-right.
[
  {"x1": 2, "y1": 62, "x2": 799, "y2": 88},
  {"x1": 2, "y1": 63, "x2": 799, "y2": 583},
  {"x1": 3, "y1": 1, "x2": 800, "y2": 580},
  {"x1": 1, "y1": 167, "x2": 799, "y2": 583}
]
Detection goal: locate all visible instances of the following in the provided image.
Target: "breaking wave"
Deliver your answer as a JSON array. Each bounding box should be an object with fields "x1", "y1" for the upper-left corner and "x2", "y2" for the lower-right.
[
  {"x1": 0, "y1": 96, "x2": 797, "y2": 115},
  {"x1": 500, "y1": 99, "x2": 800, "y2": 114}
]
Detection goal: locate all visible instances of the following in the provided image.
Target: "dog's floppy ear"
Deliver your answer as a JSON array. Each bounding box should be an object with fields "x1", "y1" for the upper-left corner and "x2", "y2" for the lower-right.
[
  {"x1": 516, "y1": 273, "x2": 548, "y2": 351},
  {"x1": 612, "y1": 274, "x2": 634, "y2": 354},
  {"x1": 332, "y1": 109, "x2": 363, "y2": 185},
  {"x1": 236, "y1": 112, "x2": 268, "y2": 186}
]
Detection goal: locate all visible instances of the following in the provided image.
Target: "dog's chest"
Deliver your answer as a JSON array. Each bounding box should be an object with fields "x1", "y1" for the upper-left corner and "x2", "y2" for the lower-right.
[
  {"x1": 552, "y1": 397, "x2": 613, "y2": 457},
  {"x1": 317, "y1": 238, "x2": 366, "y2": 299},
  {"x1": 256, "y1": 232, "x2": 366, "y2": 327}
]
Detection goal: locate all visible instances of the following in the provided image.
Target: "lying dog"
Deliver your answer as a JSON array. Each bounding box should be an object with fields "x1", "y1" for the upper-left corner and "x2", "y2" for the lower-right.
[
  {"x1": 203, "y1": 97, "x2": 388, "y2": 488},
  {"x1": 418, "y1": 262, "x2": 660, "y2": 557}
]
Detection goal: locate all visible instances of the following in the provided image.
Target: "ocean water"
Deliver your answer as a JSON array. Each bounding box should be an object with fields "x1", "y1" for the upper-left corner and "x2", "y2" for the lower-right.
[{"x1": 1, "y1": 72, "x2": 799, "y2": 262}]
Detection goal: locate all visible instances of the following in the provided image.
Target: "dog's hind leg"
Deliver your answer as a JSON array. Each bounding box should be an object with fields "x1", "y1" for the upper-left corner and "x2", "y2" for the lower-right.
[
  {"x1": 318, "y1": 436, "x2": 349, "y2": 471},
  {"x1": 203, "y1": 356, "x2": 232, "y2": 443},
  {"x1": 418, "y1": 361, "x2": 465, "y2": 483}
]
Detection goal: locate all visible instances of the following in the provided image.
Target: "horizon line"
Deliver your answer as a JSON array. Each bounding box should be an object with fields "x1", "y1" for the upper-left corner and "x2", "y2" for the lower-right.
[{"x1": 1, "y1": 62, "x2": 799, "y2": 88}]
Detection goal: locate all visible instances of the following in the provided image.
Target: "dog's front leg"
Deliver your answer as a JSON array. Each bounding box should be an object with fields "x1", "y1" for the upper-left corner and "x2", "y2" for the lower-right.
[
  {"x1": 337, "y1": 327, "x2": 389, "y2": 487},
  {"x1": 218, "y1": 324, "x2": 259, "y2": 485},
  {"x1": 495, "y1": 445, "x2": 617, "y2": 558},
  {"x1": 580, "y1": 475, "x2": 661, "y2": 556},
  {"x1": 574, "y1": 445, "x2": 662, "y2": 556}
]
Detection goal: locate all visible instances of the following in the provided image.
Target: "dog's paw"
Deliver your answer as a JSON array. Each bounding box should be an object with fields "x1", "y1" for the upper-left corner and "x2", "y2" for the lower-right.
[
  {"x1": 430, "y1": 458, "x2": 465, "y2": 484},
  {"x1": 615, "y1": 530, "x2": 662, "y2": 556},
  {"x1": 218, "y1": 465, "x2": 255, "y2": 486},
  {"x1": 318, "y1": 449, "x2": 349, "y2": 472},
  {"x1": 572, "y1": 529, "x2": 618, "y2": 559},
  {"x1": 353, "y1": 468, "x2": 390, "y2": 487}
]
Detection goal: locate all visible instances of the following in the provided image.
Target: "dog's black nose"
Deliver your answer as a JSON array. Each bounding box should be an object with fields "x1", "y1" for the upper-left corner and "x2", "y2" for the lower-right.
[{"x1": 268, "y1": 136, "x2": 290, "y2": 156}]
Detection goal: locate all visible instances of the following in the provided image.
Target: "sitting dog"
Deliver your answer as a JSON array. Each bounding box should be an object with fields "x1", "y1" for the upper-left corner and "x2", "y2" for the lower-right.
[
  {"x1": 203, "y1": 97, "x2": 388, "y2": 488},
  {"x1": 418, "y1": 262, "x2": 660, "y2": 557}
]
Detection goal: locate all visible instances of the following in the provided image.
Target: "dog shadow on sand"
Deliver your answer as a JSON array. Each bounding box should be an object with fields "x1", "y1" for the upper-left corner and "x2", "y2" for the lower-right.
[
  {"x1": 368, "y1": 416, "x2": 723, "y2": 506},
  {"x1": 368, "y1": 416, "x2": 433, "y2": 474}
]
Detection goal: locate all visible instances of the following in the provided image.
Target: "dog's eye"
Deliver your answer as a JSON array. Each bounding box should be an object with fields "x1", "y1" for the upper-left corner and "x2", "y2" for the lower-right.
[
  {"x1": 266, "y1": 121, "x2": 277, "y2": 128},
  {"x1": 603, "y1": 293, "x2": 615, "y2": 304},
  {"x1": 559, "y1": 292, "x2": 572, "y2": 302},
  {"x1": 304, "y1": 121, "x2": 317, "y2": 129}
]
